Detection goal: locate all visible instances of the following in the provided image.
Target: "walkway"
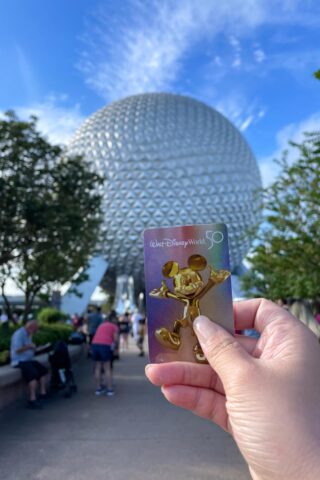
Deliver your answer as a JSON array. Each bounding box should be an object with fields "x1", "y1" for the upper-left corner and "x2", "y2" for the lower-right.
[{"x1": 0, "y1": 341, "x2": 250, "y2": 480}]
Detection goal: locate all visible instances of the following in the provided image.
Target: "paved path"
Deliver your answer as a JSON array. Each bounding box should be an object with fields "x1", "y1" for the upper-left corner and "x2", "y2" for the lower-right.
[{"x1": 0, "y1": 342, "x2": 250, "y2": 480}]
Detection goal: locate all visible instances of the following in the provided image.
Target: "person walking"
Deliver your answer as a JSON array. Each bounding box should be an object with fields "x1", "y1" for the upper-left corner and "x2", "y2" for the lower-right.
[
  {"x1": 91, "y1": 316, "x2": 119, "y2": 396},
  {"x1": 119, "y1": 311, "x2": 131, "y2": 351},
  {"x1": 88, "y1": 306, "x2": 103, "y2": 343},
  {"x1": 107, "y1": 310, "x2": 120, "y2": 361},
  {"x1": 131, "y1": 310, "x2": 146, "y2": 357},
  {"x1": 87, "y1": 306, "x2": 103, "y2": 358}
]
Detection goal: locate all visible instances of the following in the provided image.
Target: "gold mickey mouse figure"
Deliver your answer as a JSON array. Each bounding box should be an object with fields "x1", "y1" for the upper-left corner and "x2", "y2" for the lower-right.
[{"x1": 149, "y1": 254, "x2": 230, "y2": 363}]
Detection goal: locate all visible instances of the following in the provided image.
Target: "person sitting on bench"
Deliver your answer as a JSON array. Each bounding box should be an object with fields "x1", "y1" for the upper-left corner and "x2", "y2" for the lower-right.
[{"x1": 10, "y1": 319, "x2": 49, "y2": 409}]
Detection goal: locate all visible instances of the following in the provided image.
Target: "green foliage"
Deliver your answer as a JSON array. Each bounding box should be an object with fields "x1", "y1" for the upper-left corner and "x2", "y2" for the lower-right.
[
  {"x1": 314, "y1": 69, "x2": 320, "y2": 80},
  {"x1": 0, "y1": 324, "x2": 18, "y2": 352},
  {"x1": 242, "y1": 133, "x2": 320, "y2": 301},
  {"x1": 0, "y1": 111, "x2": 62, "y2": 268},
  {"x1": 0, "y1": 350, "x2": 10, "y2": 366},
  {"x1": 33, "y1": 323, "x2": 72, "y2": 346},
  {"x1": 0, "y1": 111, "x2": 105, "y2": 320},
  {"x1": 37, "y1": 307, "x2": 68, "y2": 324}
]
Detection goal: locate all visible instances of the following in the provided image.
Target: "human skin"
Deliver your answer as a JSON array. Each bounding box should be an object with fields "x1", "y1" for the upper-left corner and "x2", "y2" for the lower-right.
[{"x1": 145, "y1": 299, "x2": 320, "y2": 480}]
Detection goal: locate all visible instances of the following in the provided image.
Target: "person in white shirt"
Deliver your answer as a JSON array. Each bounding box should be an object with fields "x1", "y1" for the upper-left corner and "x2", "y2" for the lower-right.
[{"x1": 131, "y1": 310, "x2": 146, "y2": 357}]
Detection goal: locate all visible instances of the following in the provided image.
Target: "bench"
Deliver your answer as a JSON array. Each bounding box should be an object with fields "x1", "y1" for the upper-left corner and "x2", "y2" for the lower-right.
[{"x1": 0, "y1": 345, "x2": 83, "y2": 410}]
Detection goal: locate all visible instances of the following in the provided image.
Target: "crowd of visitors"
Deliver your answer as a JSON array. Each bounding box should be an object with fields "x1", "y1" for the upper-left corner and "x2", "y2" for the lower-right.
[
  {"x1": 70, "y1": 306, "x2": 147, "y2": 360},
  {"x1": 2, "y1": 302, "x2": 146, "y2": 411},
  {"x1": 3, "y1": 297, "x2": 320, "y2": 478},
  {"x1": 80, "y1": 307, "x2": 147, "y2": 395},
  {"x1": 5, "y1": 305, "x2": 147, "y2": 406},
  {"x1": 3, "y1": 298, "x2": 319, "y2": 412}
]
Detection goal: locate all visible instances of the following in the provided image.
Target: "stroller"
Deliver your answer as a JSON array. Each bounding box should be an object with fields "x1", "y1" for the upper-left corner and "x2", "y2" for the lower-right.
[{"x1": 49, "y1": 340, "x2": 78, "y2": 398}]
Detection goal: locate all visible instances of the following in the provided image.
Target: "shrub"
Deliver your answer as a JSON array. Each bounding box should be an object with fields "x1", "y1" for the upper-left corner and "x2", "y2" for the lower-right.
[
  {"x1": 34, "y1": 323, "x2": 72, "y2": 345},
  {"x1": 37, "y1": 307, "x2": 68, "y2": 324},
  {"x1": 0, "y1": 325, "x2": 18, "y2": 352},
  {"x1": 0, "y1": 350, "x2": 10, "y2": 366}
]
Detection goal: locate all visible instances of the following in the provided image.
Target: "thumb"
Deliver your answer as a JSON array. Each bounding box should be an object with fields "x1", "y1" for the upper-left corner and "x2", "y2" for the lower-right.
[{"x1": 194, "y1": 315, "x2": 252, "y2": 386}]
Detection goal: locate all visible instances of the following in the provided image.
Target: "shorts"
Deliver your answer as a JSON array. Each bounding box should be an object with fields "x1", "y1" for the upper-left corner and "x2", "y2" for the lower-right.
[
  {"x1": 91, "y1": 344, "x2": 112, "y2": 362},
  {"x1": 17, "y1": 360, "x2": 48, "y2": 383},
  {"x1": 120, "y1": 327, "x2": 130, "y2": 334}
]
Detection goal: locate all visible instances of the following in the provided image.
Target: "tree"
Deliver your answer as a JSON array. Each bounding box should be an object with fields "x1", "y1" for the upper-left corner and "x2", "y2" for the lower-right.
[
  {"x1": 0, "y1": 112, "x2": 105, "y2": 319},
  {"x1": 241, "y1": 133, "x2": 320, "y2": 303},
  {"x1": 0, "y1": 111, "x2": 62, "y2": 267}
]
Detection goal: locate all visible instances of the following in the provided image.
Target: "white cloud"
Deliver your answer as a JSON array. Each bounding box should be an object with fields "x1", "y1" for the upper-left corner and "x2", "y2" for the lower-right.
[
  {"x1": 75, "y1": 0, "x2": 315, "y2": 138},
  {"x1": 215, "y1": 94, "x2": 265, "y2": 132},
  {"x1": 229, "y1": 35, "x2": 242, "y2": 68},
  {"x1": 78, "y1": 0, "x2": 306, "y2": 102},
  {"x1": 229, "y1": 35, "x2": 241, "y2": 50},
  {"x1": 3, "y1": 1, "x2": 307, "y2": 151},
  {"x1": 259, "y1": 112, "x2": 320, "y2": 186},
  {"x1": 254, "y1": 48, "x2": 266, "y2": 63},
  {"x1": 239, "y1": 115, "x2": 254, "y2": 131},
  {"x1": 13, "y1": 95, "x2": 85, "y2": 145},
  {"x1": 232, "y1": 56, "x2": 242, "y2": 68}
]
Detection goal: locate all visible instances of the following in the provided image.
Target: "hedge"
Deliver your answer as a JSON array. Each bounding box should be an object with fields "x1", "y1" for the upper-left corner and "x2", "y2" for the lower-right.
[
  {"x1": 0, "y1": 325, "x2": 18, "y2": 353},
  {"x1": 34, "y1": 323, "x2": 72, "y2": 346},
  {"x1": 37, "y1": 307, "x2": 69, "y2": 324}
]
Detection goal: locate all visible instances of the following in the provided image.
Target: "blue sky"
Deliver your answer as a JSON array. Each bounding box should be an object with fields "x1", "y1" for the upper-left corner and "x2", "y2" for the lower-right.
[{"x1": 0, "y1": 0, "x2": 319, "y2": 185}]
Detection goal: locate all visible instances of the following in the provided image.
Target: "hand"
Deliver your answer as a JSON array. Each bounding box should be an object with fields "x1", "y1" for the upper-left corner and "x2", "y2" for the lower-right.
[
  {"x1": 29, "y1": 343, "x2": 37, "y2": 351},
  {"x1": 150, "y1": 280, "x2": 169, "y2": 298},
  {"x1": 208, "y1": 266, "x2": 230, "y2": 284},
  {"x1": 145, "y1": 299, "x2": 320, "y2": 480}
]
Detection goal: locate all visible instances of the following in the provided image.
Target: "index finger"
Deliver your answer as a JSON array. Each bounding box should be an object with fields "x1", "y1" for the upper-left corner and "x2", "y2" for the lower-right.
[
  {"x1": 234, "y1": 298, "x2": 297, "y2": 333},
  {"x1": 145, "y1": 361, "x2": 225, "y2": 395}
]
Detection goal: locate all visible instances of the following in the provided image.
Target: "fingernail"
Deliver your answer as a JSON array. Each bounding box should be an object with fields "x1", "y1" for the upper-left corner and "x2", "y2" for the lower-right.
[
  {"x1": 194, "y1": 316, "x2": 217, "y2": 343},
  {"x1": 145, "y1": 364, "x2": 152, "y2": 372}
]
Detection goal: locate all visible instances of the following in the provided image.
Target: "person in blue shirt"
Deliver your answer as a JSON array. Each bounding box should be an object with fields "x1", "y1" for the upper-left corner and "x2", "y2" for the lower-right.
[
  {"x1": 10, "y1": 319, "x2": 48, "y2": 409},
  {"x1": 87, "y1": 306, "x2": 103, "y2": 344}
]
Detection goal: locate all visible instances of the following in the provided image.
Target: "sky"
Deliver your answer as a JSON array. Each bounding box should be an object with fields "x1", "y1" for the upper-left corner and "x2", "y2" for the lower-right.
[{"x1": 0, "y1": 0, "x2": 319, "y2": 186}]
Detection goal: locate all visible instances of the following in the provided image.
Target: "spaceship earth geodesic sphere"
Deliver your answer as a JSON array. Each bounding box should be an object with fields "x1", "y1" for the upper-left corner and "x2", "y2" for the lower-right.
[{"x1": 68, "y1": 93, "x2": 262, "y2": 287}]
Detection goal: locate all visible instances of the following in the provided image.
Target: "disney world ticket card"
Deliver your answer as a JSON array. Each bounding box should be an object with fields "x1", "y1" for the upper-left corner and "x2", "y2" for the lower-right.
[{"x1": 144, "y1": 224, "x2": 234, "y2": 364}]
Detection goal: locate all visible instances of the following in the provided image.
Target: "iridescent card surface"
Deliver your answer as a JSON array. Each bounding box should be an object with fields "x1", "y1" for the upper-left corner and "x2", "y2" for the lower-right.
[{"x1": 144, "y1": 224, "x2": 234, "y2": 364}]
